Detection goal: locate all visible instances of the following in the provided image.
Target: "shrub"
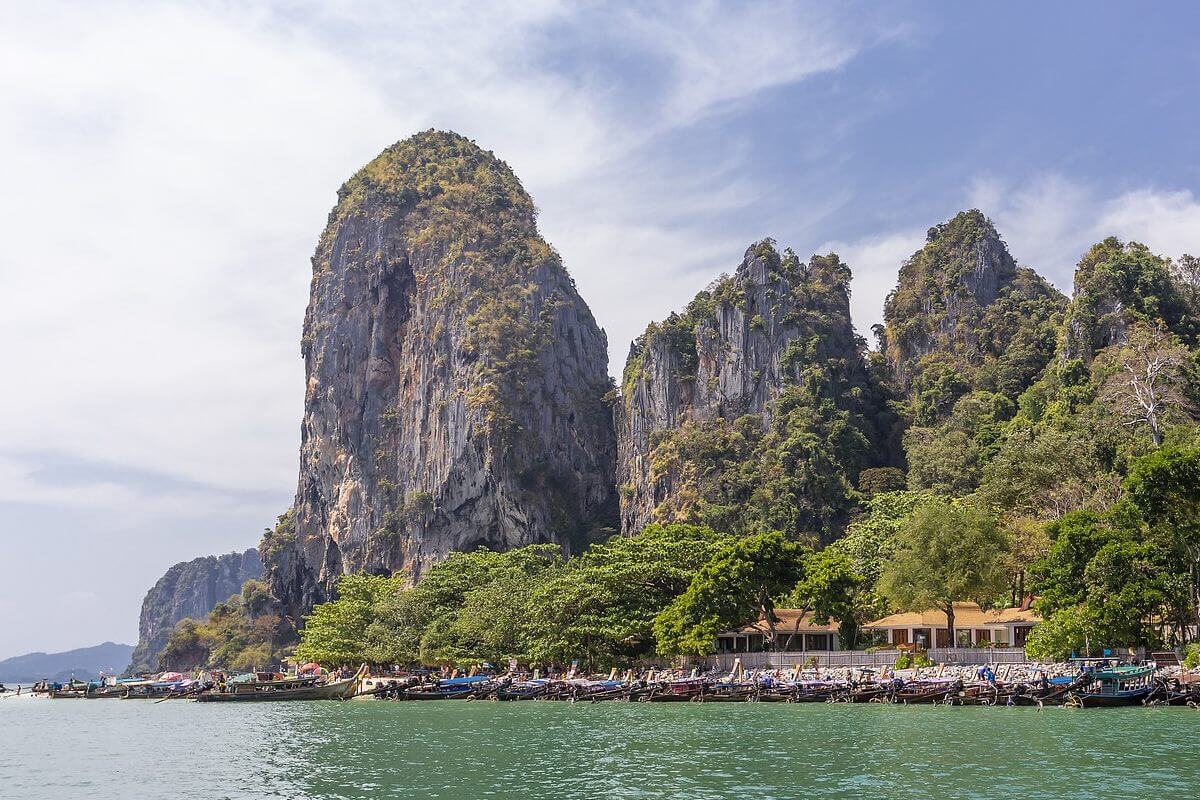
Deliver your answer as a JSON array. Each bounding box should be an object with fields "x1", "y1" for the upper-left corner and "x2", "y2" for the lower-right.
[{"x1": 1184, "y1": 643, "x2": 1200, "y2": 670}]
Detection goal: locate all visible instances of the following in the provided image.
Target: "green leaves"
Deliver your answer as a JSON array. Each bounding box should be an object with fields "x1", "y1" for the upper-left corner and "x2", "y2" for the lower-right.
[
  {"x1": 653, "y1": 531, "x2": 808, "y2": 657},
  {"x1": 524, "y1": 524, "x2": 729, "y2": 667},
  {"x1": 296, "y1": 574, "x2": 401, "y2": 667},
  {"x1": 877, "y1": 500, "x2": 1010, "y2": 618},
  {"x1": 788, "y1": 548, "x2": 879, "y2": 649},
  {"x1": 161, "y1": 578, "x2": 289, "y2": 673},
  {"x1": 302, "y1": 527, "x2": 730, "y2": 670},
  {"x1": 1028, "y1": 447, "x2": 1200, "y2": 653}
]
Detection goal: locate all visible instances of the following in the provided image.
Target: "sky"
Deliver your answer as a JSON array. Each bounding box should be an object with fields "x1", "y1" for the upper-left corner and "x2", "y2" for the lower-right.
[{"x1": 1, "y1": 1, "x2": 1198, "y2": 658}]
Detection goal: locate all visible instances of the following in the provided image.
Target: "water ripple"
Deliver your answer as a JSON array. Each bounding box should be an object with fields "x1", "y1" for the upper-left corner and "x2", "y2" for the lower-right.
[{"x1": 2, "y1": 699, "x2": 1198, "y2": 799}]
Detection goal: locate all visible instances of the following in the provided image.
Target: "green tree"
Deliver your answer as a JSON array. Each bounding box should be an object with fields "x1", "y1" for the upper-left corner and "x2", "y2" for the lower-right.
[
  {"x1": 903, "y1": 427, "x2": 981, "y2": 494},
  {"x1": 159, "y1": 578, "x2": 291, "y2": 673},
  {"x1": 1031, "y1": 501, "x2": 1190, "y2": 651},
  {"x1": 1126, "y1": 445, "x2": 1200, "y2": 637},
  {"x1": 363, "y1": 545, "x2": 563, "y2": 666},
  {"x1": 416, "y1": 546, "x2": 564, "y2": 664},
  {"x1": 524, "y1": 524, "x2": 729, "y2": 668},
  {"x1": 159, "y1": 619, "x2": 207, "y2": 672},
  {"x1": 654, "y1": 531, "x2": 808, "y2": 656},
  {"x1": 1030, "y1": 510, "x2": 1130, "y2": 613},
  {"x1": 296, "y1": 574, "x2": 400, "y2": 666},
  {"x1": 787, "y1": 548, "x2": 881, "y2": 649},
  {"x1": 830, "y1": 490, "x2": 945, "y2": 584},
  {"x1": 877, "y1": 501, "x2": 1011, "y2": 646},
  {"x1": 1024, "y1": 605, "x2": 1103, "y2": 661}
]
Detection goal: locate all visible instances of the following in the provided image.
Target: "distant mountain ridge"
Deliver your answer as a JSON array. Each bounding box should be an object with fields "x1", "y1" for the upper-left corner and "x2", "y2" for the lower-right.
[{"x1": 0, "y1": 642, "x2": 133, "y2": 683}]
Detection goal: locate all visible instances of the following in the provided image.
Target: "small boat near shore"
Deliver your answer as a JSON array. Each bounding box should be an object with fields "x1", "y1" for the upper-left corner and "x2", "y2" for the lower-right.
[
  {"x1": 1065, "y1": 665, "x2": 1157, "y2": 708},
  {"x1": 194, "y1": 666, "x2": 364, "y2": 702}
]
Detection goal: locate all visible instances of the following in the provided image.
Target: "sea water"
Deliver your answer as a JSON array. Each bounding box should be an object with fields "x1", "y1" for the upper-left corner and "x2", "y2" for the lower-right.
[{"x1": 1, "y1": 697, "x2": 1198, "y2": 799}]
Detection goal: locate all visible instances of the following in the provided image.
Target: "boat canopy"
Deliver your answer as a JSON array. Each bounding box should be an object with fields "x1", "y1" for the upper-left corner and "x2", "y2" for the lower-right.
[{"x1": 441, "y1": 675, "x2": 492, "y2": 686}]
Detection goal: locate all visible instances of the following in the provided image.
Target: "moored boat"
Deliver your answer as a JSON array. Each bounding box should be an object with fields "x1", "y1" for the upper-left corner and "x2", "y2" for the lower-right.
[
  {"x1": 195, "y1": 666, "x2": 364, "y2": 702},
  {"x1": 1065, "y1": 665, "x2": 1156, "y2": 708},
  {"x1": 402, "y1": 675, "x2": 494, "y2": 700}
]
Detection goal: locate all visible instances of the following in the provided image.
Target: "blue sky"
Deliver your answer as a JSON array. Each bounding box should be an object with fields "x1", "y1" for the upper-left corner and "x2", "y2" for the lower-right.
[{"x1": 1, "y1": 1, "x2": 1198, "y2": 657}]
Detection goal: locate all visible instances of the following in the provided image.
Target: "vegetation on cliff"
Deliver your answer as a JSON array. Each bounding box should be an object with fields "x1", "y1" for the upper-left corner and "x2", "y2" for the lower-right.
[
  {"x1": 159, "y1": 579, "x2": 294, "y2": 672},
  {"x1": 268, "y1": 130, "x2": 617, "y2": 619},
  {"x1": 252, "y1": 129, "x2": 1200, "y2": 660},
  {"x1": 883, "y1": 210, "x2": 1066, "y2": 407},
  {"x1": 619, "y1": 243, "x2": 895, "y2": 543},
  {"x1": 128, "y1": 548, "x2": 262, "y2": 673}
]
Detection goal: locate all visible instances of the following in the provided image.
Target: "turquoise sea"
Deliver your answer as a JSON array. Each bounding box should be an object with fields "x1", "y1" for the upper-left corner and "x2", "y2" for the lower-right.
[{"x1": 1, "y1": 697, "x2": 1198, "y2": 799}]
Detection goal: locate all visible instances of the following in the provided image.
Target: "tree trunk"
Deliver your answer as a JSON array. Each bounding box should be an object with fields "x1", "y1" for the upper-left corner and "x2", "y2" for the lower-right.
[
  {"x1": 761, "y1": 593, "x2": 777, "y2": 655},
  {"x1": 1191, "y1": 553, "x2": 1200, "y2": 645},
  {"x1": 945, "y1": 603, "x2": 955, "y2": 650}
]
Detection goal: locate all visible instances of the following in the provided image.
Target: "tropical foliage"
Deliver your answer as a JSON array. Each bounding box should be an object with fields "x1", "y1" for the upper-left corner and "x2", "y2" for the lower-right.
[{"x1": 159, "y1": 580, "x2": 291, "y2": 672}]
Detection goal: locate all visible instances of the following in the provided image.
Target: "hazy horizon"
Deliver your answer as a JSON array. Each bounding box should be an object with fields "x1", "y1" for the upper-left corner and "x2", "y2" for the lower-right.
[{"x1": 2, "y1": 1, "x2": 1198, "y2": 658}]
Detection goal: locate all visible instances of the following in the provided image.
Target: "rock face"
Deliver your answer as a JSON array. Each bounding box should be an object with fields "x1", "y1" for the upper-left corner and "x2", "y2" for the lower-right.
[
  {"x1": 617, "y1": 241, "x2": 891, "y2": 539},
  {"x1": 1062, "y1": 236, "x2": 1196, "y2": 363},
  {"x1": 127, "y1": 549, "x2": 261, "y2": 673},
  {"x1": 882, "y1": 210, "x2": 1066, "y2": 404},
  {"x1": 265, "y1": 131, "x2": 617, "y2": 620}
]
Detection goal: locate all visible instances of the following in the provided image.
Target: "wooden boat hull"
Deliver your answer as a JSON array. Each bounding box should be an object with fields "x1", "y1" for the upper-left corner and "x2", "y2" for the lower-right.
[
  {"x1": 845, "y1": 687, "x2": 890, "y2": 703},
  {"x1": 756, "y1": 691, "x2": 796, "y2": 702},
  {"x1": 895, "y1": 687, "x2": 955, "y2": 704},
  {"x1": 196, "y1": 677, "x2": 358, "y2": 702},
  {"x1": 644, "y1": 690, "x2": 699, "y2": 702},
  {"x1": 495, "y1": 689, "x2": 547, "y2": 701},
  {"x1": 1070, "y1": 686, "x2": 1155, "y2": 707},
  {"x1": 402, "y1": 689, "x2": 475, "y2": 700}
]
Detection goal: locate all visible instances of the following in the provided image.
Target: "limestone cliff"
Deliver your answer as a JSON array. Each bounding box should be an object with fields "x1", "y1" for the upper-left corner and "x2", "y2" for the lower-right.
[
  {"x1": 1061, "y1": 236, "x2": 1197, "y2": 363},
  {"x1": 617, "y1": 241, "x2": 893, "y2": 541},
  {"x1": 882, "y1": 210, "x2": 1066, "y2": 412},
  {"x1": 264, "y1": 131, "x2": 617, "y2": 620},
  {"x1": 127, "y1": 548, "x2": 261, "y2": 673}
]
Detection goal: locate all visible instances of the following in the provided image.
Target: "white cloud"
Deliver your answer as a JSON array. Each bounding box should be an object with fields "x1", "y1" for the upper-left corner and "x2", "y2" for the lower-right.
[
  {"x1": 818, "y1": 229, "x2": 926, "y2": 340},
  {"x1": 0, "y1": 1, "x2": 867, "y2": 502},
  {"x1": 971, "y1": 175, "x2": 1200, "y2": 293},
  {"x1": 1097, "y1": 189, "x2": 1200, "y2": 259},
  {"x1": 0, "y1": 1, "x2": 882, "y2": 654}
]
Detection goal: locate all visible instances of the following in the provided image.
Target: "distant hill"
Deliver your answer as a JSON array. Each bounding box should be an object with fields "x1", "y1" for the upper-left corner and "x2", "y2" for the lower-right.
[
  {"x1": 127, "y1": 548, "x2": 262, "y2": 674},
  {"x1": 0, "y1": 642, "x2": 134, "y2": 683}
]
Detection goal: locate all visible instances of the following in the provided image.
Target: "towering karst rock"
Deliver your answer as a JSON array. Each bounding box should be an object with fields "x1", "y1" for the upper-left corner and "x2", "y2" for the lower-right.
[
  {"x1": 616, "y1": 241, "x2": 894, "y2": 542},
  {"x1": 1061, "y1": 236, "x2": 1198, "y2": 363},
  {"x1": 263, "y1": 131, "x2": 617, "y2": 619},
  {"x1": 881, "y1": 210, "x2": 1066, "y2": 416},
  {"x1": 127, "y1": 549, "x2": 261, "y2": 673}
]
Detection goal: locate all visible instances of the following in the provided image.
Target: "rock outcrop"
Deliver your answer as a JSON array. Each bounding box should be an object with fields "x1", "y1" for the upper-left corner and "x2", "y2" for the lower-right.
[
  {"x1": 127, "y1": 549, "x2": 261, "y2": 673},
  {"x1": 617, "y1": 241, "x2": 892, "y2": 540},
  {"x1": 1061, "y1": 236, "x2": 1197, "y2": 362},
  {"x1": 882, "y1": 210, "x2": 1066, "y2": 407},
  {"x1": 264, "y1": 131, "x2": 617, "y2": 620}
]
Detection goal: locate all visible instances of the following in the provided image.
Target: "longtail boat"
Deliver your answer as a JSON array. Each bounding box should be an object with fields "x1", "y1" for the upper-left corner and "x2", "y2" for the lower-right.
[
  {"x1": 695, "y1": 681, "x2": 756, "y2": 702},
  {"x1": 48, "y1": 679, "x2": 89, "y2": 699},
  {"x1": 645, "y1": 679, "x2": 702, "y2": 702},
  {"x1": 893, "y1": 679, "x2": 959, "y2": 704},
  {"x1": 403, "y1": 675, "x2": 494, "y2": 700},
  {"x1": 495, "y1": 679, "x2": 551, "y2": 701},
  {"x1": 195, "y1": 666, "x2": 363, "y2": 702},
  {"x1": 1145, "y1": 675, "x2": 1200, "y2": 706},
  {"x1": 1065, "y1": 665, "x2": 1155, "y2": 707}
]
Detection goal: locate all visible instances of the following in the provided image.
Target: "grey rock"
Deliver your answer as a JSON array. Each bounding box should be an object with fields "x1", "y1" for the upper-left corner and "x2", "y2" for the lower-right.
[
  {"x1": 127, "y1": 549, "x2": 261, "y2": 673},
  {"x1": 265, "y1": 131, "x2": 617, "y2": 621}
]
